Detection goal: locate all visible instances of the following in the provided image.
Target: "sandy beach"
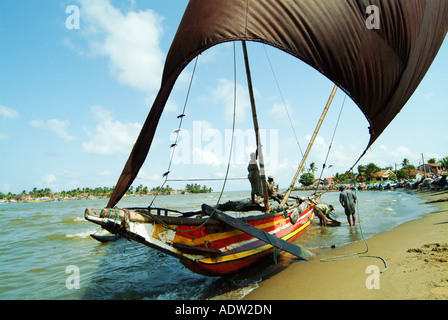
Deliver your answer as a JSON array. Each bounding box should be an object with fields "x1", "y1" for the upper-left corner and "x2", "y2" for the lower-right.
[{"x1": 245, "y1": 190, "x2": 448, "y2": 300}]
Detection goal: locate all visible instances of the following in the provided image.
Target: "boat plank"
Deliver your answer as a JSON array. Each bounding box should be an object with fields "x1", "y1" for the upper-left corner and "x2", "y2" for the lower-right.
[{"x1": 201, "y1": 204, "x2": 311, "y2": 260}]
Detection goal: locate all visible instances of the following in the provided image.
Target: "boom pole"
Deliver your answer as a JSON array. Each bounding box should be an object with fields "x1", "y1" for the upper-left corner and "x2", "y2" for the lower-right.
[{"x1": 279, "y1": 84, "x2": 338, "y2": 207}]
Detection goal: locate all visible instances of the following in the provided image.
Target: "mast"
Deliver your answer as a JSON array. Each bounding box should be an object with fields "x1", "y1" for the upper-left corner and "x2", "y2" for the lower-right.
[
  {"x1": 421, "y1": 153, "x2": 427, "y2": 177},
  {"x1": 242, "y1": 41, "x2": 270, "y2": 212},
  {"x1": 279, "y1": 84, "x2": 338, "y2": 207}
]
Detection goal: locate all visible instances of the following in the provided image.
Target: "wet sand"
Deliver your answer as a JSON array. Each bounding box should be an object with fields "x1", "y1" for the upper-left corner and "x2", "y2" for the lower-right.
[{"x1": 245, "y1": 190, "x2": 448, "y2": 300}]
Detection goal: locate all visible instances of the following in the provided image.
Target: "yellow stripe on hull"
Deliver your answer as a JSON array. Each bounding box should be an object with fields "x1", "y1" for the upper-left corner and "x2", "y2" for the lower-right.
[
  {"x1": 199, "y1": 214, "x2": 313, "y2": 265},
  {"x1": 155, "y1": 215, "x2": 290, "y2": 246}
]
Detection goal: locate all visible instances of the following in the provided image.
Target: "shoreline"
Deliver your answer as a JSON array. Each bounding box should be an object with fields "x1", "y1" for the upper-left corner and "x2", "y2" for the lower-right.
[
  {"x1": 244, "y1": 190, "x2": 448, "y2": 300},
  {"x1": 0, "y1": 190, "x2": 215, "y2": 204}
]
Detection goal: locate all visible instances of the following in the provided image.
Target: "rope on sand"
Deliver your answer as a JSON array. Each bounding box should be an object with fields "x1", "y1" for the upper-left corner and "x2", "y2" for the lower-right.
[{"x1": 319, "y1": 185, "x2": 388, "y2": 273}]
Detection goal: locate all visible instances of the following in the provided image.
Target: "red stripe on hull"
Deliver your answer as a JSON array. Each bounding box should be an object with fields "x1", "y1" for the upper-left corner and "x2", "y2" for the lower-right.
[
  {"x1": 174, "y1": 214, "x2": 286, "y2": 250},
  {"x1": 180, "y1": 248, "x2": 275, "y2": 277},
  {"x1": 179, "y1": 215, "x2": 312, "y2": 276}
]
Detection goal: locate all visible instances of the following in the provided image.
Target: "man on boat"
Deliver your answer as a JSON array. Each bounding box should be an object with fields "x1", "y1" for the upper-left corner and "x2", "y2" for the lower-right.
[
  {"x1": 248, "y1": 152, "x2": 262, "y2": 204},
  {"x1": 339, "y1": 185, "x2": 357, "y2": 226},
  {"x1": 313, "y1": 203, "x2": 334, "y2": 227},
  {"x1": 267, "y1": 175, "x2": 282, "y2": 202}
]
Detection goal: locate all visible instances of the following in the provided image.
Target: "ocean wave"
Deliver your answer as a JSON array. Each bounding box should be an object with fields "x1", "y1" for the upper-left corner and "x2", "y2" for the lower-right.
[
  {"x1": 208, "y1": 283, "x2": 260, "y2": 300},
  {"x1": 66, "y1": 229, "x2": 97, "y2": 239}
]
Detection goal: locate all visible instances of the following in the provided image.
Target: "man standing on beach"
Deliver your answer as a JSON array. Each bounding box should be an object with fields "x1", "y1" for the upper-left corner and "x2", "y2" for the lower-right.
[{"x1": 339, "y1": 185, "x2": 357, "y2": 226}]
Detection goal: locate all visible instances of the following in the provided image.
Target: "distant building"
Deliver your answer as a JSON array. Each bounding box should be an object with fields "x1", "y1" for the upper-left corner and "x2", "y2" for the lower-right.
[
  {"x1": 312, "y1": 177, "x2": 335, "y2": 186},
  {"x1": 418, "y1": 163, "x2": 446, "y2": 176},
  {"x1": 323, "y1": 177, "x2": 335, "y2": 186},
  {"x1": 373, "y1": 169, "x2": 395, "y2": 181},
  {"x1": 403, "y1": 169, "x2": 425, "y2": 179}
]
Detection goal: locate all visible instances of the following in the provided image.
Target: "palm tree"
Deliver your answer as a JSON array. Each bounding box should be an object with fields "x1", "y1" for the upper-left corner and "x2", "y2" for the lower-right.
[
  {"x1": 439, "y1": 156, "x2": 448, "y2": 171},
  {"x1": 401, "y1": 158, "x2": 416, "y2": 177},
  {"x1": 333, "y1": 172, "x2": 345, "y2": 183},
  {"x1": 308, "y1": 162, "x2": 317, "y2": 174},
  {"x1": 402, "y1": 158, "x2": 410, "y2": 167},
  {"x1": 357, "y1": 165, "x2": 366, "y2": 181},
  {"x1": 365, "y1": 163, "x2": 381, "y2": 181}
]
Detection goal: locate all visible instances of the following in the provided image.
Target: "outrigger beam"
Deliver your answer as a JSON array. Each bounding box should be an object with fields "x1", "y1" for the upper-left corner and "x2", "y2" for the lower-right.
[{"x1": 202, "y1": 204, "x2": 311, "y2": 260}]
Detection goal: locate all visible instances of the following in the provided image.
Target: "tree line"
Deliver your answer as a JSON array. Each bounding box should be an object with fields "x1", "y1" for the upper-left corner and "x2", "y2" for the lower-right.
[
  {"x1": 299, "y1": 156, "x2": 448, "y2": 187},
  {"x1": 0, "y1": 186, "x2": 117, "y2": 201},
  {"x1": 0, "y1": 183, "x2": 213, "y2": 201}
]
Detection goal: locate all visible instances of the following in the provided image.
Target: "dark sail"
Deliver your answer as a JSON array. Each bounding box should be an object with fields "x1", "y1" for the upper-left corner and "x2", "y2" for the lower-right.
[{"x1": 107, "y1": 0, "x2": 448, "y2": 208}]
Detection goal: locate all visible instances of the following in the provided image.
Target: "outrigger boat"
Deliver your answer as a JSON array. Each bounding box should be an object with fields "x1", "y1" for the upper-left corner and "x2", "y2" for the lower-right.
[
  {"x1": 85, "y1": 0, "x2": 447, "y2": 276},
  {"x1": 85, "y1": 200, "x2": 315, "y2": 276}
]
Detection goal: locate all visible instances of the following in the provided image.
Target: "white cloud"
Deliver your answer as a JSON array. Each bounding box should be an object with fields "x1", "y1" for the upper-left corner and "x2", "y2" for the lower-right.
[
  {"x1": 361, "y1": 144, "x2": 416, "y2": 168},
  {"x1": 37, "y1": 174, "x2": 58, "y2": 189},
  {"x1": 165, "y1": 100, "x2": 179, "y2": 113},
  {"x1": 43, "y1": 174, "x2": 57, "y2": 184},
  {"x1": 98, "y1": 170, "x2": 111, "y2": 177},
  {"x1": 192, "y1": 148, "x2": 222, "y2": 166},
  {"x1": 82, "y1": 105, "x2": 142, "y2": 156},
  {"x1": 0, "y1": 105, "x2": 19, "y2": 119},
  {"x1": 128, "y1": 169, "x2": 164, "y2": 189},
  {"x1": 269, "y1": 102, "x2": 294, "y2": 122},
  {"x1": 78, "y1": 0, "x2": 165, "y2": 93},
  {"x1": 0, "y1": 183, "x2": 11, "y2": 193},
  {"x1": 212, "y1": 79, "x2": 250, "y2": 123},
  {"x1": 30, "y1": 119, "x2": 76, "y2": 141},
  {"x1": 424, "y1": 92, "x2": 434, "y2": 99}
]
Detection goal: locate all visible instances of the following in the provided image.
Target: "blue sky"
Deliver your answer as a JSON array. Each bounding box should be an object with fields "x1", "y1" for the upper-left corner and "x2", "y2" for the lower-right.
[{"x1": 1, "y1": 0, "x2": 447, "y2": 195}]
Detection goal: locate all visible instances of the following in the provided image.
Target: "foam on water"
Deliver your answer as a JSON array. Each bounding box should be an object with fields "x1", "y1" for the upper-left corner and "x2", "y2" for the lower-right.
[{"x1": 66, "y1": 229, "x2": 98, "y2": 239}]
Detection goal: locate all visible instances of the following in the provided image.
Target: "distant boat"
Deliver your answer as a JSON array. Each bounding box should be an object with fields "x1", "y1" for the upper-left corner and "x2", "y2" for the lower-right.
[{"x1": 84, "y1": 0, "x2": 448, "y2": 276}]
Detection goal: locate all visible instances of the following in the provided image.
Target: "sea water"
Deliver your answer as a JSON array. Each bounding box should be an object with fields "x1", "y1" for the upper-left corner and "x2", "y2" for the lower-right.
[{"x1": 0, "y1": 190, "x2": 436, "y2": 300}]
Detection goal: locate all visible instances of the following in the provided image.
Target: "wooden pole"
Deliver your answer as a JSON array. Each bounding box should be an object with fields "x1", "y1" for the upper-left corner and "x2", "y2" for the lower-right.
[
  {"x1": 421, "y1": 153, "x2": 427, "y2": 177},
  {"x1": 242, "y1": 41, "x2": 270, "y2": 212},
  {"x1": 279, "y1": 84, "x2": 338, "y2": 207}
]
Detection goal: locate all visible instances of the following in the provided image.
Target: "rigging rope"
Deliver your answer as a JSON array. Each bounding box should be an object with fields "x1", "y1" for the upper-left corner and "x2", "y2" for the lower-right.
[
  {"x1": 149, "y1": 56, "x2": 199, "y2": 208},
  {"x1": 314, "y1": 94, "x2": 346, "y2": 194},
  {"x1": 175, "y1": 41, "x2": 240, "y2": 235},
  {"x1": 263, "y1": 46, "x2": 304, "y2": 158},
  {"x1": 143, "y1": 42, "x2": 240, "y2": 237},
  {"x1": 166, "y1": 178, "x2": 246, "y2": 182},
  {"x1": 304, "y1": 92, "x2": 388, "y2": 272},
  {"x1": 215, "y1": 41, "x2": 238, "y2": 206}
]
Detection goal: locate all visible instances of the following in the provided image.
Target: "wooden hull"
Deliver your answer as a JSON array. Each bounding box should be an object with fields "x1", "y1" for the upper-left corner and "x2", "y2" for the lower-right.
[
  {"x1": 180, "y1": 215, "x2": 311, "y2": 276},
  {"x1": 85, "y1": 202, "x2": 314, "y2": 277}
]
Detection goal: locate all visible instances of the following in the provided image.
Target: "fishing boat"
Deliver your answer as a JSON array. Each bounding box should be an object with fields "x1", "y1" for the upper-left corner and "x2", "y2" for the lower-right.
[
  {"x1": 85, "y1": 199, "x2": 315, "y2": 276},
  {"x1": 84, "y1": 0, "x2": 448, "y2": 276}
]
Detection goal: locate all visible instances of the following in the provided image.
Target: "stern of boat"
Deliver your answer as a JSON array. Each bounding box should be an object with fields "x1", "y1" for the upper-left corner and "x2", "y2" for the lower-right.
[{"x1": 84, "y1": 208, "x2": 216, "y2": 262}]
